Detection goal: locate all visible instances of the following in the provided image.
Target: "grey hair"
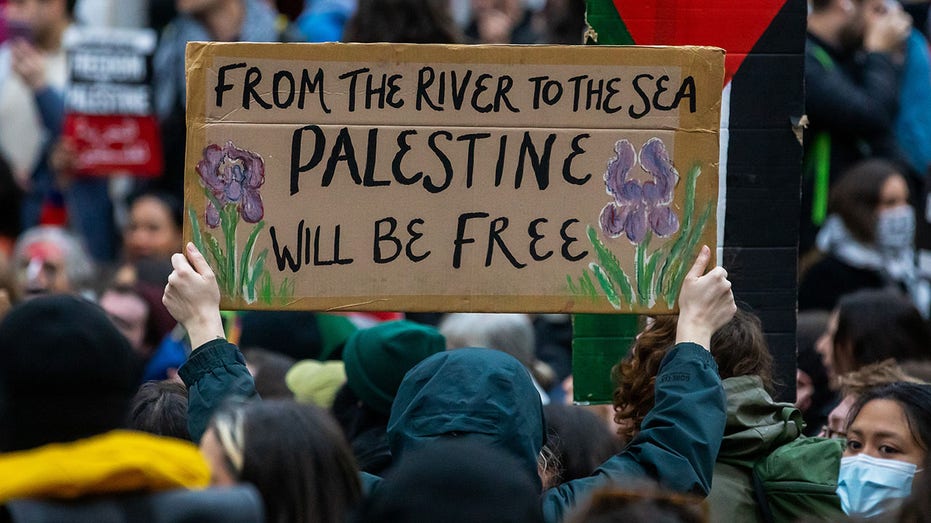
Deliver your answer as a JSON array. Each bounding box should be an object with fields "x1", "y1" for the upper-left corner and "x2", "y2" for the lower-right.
[
  {"x1": 439, "y1": 313, "x2": 536, "y2": 369},
  {"x1": 13, "y1": 226, "x2": 95, "y2": 290}
]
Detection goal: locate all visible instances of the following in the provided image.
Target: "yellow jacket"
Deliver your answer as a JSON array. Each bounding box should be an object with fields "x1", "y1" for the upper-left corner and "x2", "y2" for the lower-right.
[{"x1": 0, "y1": 430, "x2": 209, "y2": 503}]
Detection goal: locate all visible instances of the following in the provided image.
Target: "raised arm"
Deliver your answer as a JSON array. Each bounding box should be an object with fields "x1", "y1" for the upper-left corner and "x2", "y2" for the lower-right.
[
  {"x1": 163, "y1": 243, "x2": 256, "y2": 442},
  {"x1": 542, "y1": 246, "x2": 734, "y2": 522}
]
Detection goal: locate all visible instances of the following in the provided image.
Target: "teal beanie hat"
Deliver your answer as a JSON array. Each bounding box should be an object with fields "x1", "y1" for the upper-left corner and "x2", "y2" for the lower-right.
[{"x1": 343, "y1": 320, "x2": 445, "y2": 415}]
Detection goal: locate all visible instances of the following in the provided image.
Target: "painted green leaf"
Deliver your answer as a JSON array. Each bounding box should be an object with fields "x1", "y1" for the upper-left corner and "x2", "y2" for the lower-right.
[
  {"x1": 259, "y1": 271, "x2": 273, "y2": 303},
  {"x1": 188, "y1": 206, "x2": 206, "y2": 257},
  {"x1": 666, "y1": 202, "x2": 714, "y2": 307},
  {"x1": 590, "y1": 263, "x2": 621, "y2": 309},
  {"x1": 586, "y1": 226, "x2": 634, "y2": 306},
  {"x1": 249, "y1": 249, "x2": 268, "y2": 300},
  {"x1": 567, "y1": 274, "x2": 579, "y2": 295},
  {"x1": 658, "y1": 164, "x2": 701, "y2": 296},
  {"x1": 205, "y1": 233, "x2": 228, "y2": 286},
  {"x1": 239, "y1": 220, "x2": 266, "y2": 300},
  {"x1": 580, "y1": 268, "x2": 597, "y2": 299}
]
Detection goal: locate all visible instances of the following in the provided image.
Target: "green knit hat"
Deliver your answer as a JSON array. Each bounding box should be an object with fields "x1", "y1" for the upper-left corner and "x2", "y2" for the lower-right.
[{"x1": 343, "y1": 320, "x2": 445, "y2": 415}]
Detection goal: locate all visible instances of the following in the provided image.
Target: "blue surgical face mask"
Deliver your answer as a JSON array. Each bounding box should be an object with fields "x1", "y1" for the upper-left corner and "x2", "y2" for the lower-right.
[{"x1": 836, "y1": 453, "x2": 918, "y2": 518}]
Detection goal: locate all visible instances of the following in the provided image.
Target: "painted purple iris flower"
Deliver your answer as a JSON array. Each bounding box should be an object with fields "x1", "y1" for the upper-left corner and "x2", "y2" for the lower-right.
[
  {"x1": 599, "y1": 138, "x2": 680, "y2": 244},
  {"x1": 196, "y1": 141, "x2": 265, "y2": 228}
]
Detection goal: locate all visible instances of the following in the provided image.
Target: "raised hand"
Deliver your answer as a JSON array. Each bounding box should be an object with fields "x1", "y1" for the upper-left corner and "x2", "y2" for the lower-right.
[
  {"x1": 675, "y1": 245, "x2": 737, "y2": 349},
  {"x1": 864, "y1": 1, "x2": 911, "y2": 54},
  {"x1": 163, "y1": 242, "x2": 225, "y2": 349}
]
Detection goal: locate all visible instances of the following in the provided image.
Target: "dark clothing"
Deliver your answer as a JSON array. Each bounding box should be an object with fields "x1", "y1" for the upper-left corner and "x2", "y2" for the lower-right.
[
  {"x1": 177, "y1": 339, "x2": 258, "y2": 443},
  {"x1": 1, "y1": 486, "x2": 264, "y2": 523},
  {"x1": 798, "y1": 253, "x2": 887, "y2": 311},
  {"x1": 355, "y1": 439, "x2": 543, "y2": 523},
  {"x1": 801, "y1": 33, "x2": 903, "y2": 252},
  {"x1": 805, "y1": 33, "x2": 901, "y2": 173},
  {"x1": 331, "y1": 385, "x2": 392, "y2": 474},
  {"x1": 179, "y1": 340, "x2": 725, "y2": 523}
]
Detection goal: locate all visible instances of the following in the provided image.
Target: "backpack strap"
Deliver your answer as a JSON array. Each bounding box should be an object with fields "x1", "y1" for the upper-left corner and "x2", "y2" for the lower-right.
[
  {"x1": 751, "y1": 466, "x2": 776, "y2": 523},
  {"x1": 810, "y1": 44, "x2": 836, "y2": 71}
]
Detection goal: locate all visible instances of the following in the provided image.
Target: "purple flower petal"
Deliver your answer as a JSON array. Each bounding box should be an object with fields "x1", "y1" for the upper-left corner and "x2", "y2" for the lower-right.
[
  {"x1": 224, "y1": 169, "x2": 244, "y2": 202},
  {"x1": 205, "y1": 201, "x2": 220, "y2": 228},
  {"x1": 618, "y1": 180, "x2": 642, "y2": 203},
  {"x1": 196, "y1": 144, "x2": 229, "y2": 198},
  {"x1": 625, "y1": 206, "x2": 648, "y2": 244},
  {"x1": 605, "y1": 139, "x2": 636, "y2": 198},
  {"x1": 639, "y1": 138, "x2": 678, "y2": 203},
  {"x1": 649, "y1": 205, "x2": 680, "y2": 237},
  {"x1": 600, "y1": 202, "x2": 628, "y2": 238},
  {"x1": 240, "y1": 189, "x2": 264, "y2": 224},
  {"x1": 225, "y1": 141, "x2": 266, "y2": 190},
  {"x1": 641, "y1": 181, "x2": 662, "y2": 205},
  {"x1": 197, "y1": 141, "x2": 267, "y2": 225}
]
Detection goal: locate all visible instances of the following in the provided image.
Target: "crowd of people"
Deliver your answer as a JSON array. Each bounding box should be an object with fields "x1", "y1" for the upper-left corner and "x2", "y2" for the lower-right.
[{"x1": 0, "y1": 0, "x2": 931, "y2": 521}]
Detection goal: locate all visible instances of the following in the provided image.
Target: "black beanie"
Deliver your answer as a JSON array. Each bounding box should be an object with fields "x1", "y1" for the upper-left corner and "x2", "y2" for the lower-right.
[{"x1": 0, "y1": 295, "x2": 142, "y2": 452}]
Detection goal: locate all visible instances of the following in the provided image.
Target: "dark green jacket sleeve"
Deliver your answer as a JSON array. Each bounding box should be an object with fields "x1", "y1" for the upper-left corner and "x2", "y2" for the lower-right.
[
  {"x1": 178, "y1": 339, "x2": 258, "y2": 443},
  {"x1": 541, "y1": 342, "x2": 726, "y2": 523}
]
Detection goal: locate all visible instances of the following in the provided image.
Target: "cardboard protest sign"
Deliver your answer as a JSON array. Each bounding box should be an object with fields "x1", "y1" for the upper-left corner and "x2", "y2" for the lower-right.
[
  {"x1": 184, "y1": 43, "x2": 723, "y2": 313},
  {"x1": 63, "y1": 27, "x2": 163, "y2": 176},
  {"x1": 578, "y1": 0, "x2": 805, "y2": 403}
]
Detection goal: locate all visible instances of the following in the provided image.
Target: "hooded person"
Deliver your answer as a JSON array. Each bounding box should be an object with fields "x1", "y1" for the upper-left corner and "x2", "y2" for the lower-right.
[
  {"x1": 354, "y1": 437, "x2": 544, "y2": 523},
  {"x1": 0, "y1": 295, "x2": 263, "y2": 522},
  {"x1": 162, "y1": 243, "x2": 735, "y2": 522},
  {"x1": 333, "y1": 320, "x2": 445, "y2": 473}
]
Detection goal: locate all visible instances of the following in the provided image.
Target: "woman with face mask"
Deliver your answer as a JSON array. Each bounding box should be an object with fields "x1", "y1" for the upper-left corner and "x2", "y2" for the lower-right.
[
  {"x1": 799, "y1": 158, "x2": 930, "y2": 315},
  {"x1": 838, "y1": 382, "x2": 931, "y2": 518}
]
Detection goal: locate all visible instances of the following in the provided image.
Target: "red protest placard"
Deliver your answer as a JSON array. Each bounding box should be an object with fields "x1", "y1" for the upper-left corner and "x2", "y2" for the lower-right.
[{"x1": 63, "y1": 27, "x2": 162, "y2": 176}]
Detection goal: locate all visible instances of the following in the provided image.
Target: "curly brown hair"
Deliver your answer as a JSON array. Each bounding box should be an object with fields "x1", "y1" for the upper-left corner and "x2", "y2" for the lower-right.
[{"x1": 612, "y1": 310, "x2": 773, "y2": 441}]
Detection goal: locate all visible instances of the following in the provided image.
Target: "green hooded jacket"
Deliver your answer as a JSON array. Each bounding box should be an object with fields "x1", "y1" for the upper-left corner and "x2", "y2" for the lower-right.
[{"x1": 706, "y1": 375, "x2": 804, "y2": 522}]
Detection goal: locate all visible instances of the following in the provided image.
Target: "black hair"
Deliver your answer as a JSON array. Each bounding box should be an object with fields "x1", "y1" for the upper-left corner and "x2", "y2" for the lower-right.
[
  {"x1": 128, "y1": 380, "x2": 191, "y2": 441},
  {"x1": 829, "y1": 158, "x2": 904, "y2": 243},
  {"x1": 330, "y1": 383, "x2": 392, "y2": 474},
  {"x1": 209, "y1": 400, "x2": 362, "y2": 523},
  {"x1": 810, "y1": 0, "x2": 833, "y2": 12},
  {"x1": 833, "y1": 289, "x2": 931, "y2": 375},
  {"x1": 242, "y1": 348, "x2": 296, "y2": 399},
  {"x1": 543, "y1": 403, "x2": 620, "y2": 485},
  {"x1": 127, "y1": 189, "x2": 184, "y2": 231},
  {"x1": 847, "y1": 382, "x2": 931, "y2": 451}
]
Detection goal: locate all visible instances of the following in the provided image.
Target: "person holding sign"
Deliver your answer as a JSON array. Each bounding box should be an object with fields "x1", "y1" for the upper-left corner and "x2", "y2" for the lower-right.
[{"x1": 162, "y1": 243, "x2": 734, "y2": 522}]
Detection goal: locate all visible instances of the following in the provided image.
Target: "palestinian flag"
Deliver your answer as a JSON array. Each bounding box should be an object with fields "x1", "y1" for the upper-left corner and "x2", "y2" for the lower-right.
[{"x1": 576, "y1": 0, "x2": 804, "y2": 402}]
